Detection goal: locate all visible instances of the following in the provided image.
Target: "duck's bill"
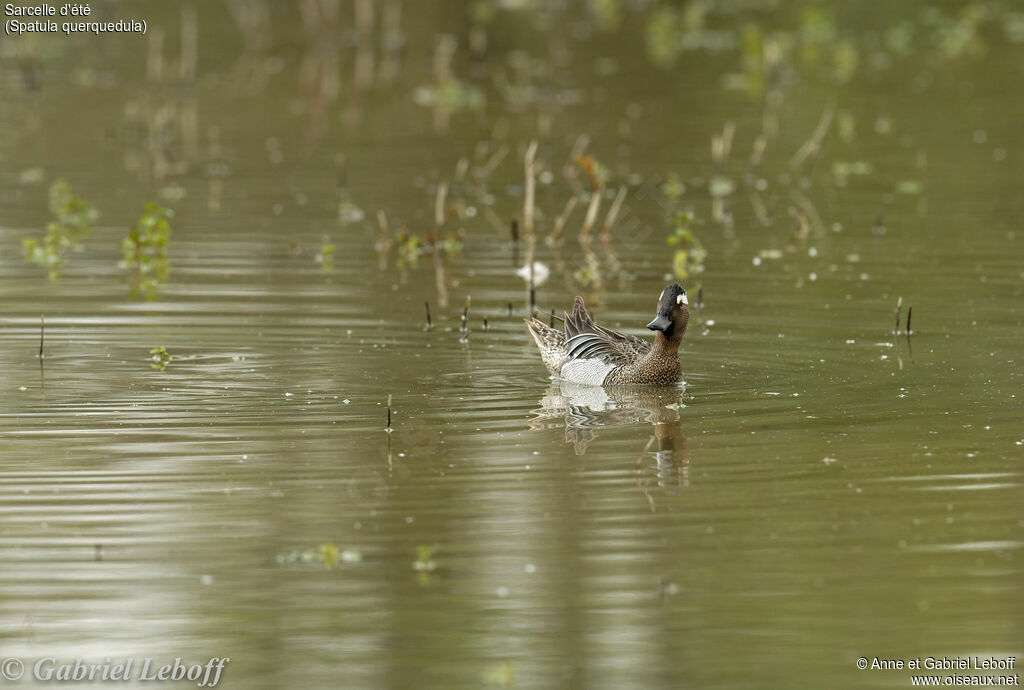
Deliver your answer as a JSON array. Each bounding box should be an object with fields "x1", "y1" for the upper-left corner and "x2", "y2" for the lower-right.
[{"x1": 646, "y1": 314, "x2": 671, "y2": 332}]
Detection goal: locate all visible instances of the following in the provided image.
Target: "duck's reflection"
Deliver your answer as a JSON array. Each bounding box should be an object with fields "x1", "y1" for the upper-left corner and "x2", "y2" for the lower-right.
[{"x1": 530, "y1": 380, "x2": 691, "y2": 493}]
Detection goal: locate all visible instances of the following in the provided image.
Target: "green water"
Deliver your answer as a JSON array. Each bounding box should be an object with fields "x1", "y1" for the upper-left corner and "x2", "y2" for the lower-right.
[{"x1": 0, "y1": 2, "x2": 1021, "y2": 688}]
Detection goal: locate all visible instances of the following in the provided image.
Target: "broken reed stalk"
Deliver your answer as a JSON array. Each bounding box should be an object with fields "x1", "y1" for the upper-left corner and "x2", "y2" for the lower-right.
[
  {"x1": 386, "y1": 394, "x2": 393, "y2": 430},
  {"x1": 748, "y1": 135, "x2": 767, "y2": 168},
  {"x1": 424, "y1": 301, "x2": 433, "y2": 329},
  {"x1": 523, "y1": 140, "x2": 538, "y2": 306},
  {"x1": 376, "y1": 209, "x2": 391, "y2": 238},
  {"x1": 39, "y1": 314, "x2": 44, "y2": 359},
  {"x1": 894, "y1": 297, "x2": 903, "y2": 335},
  {"x1": 711, "y1": 121, "x2": 735, "y2": 169},
  {"x1": 600, "y1": 186, "x2": 628, "y2": 241},
  {"x1": 789, "y1": 103, "x2": 835, "y2": 171},
  {"x1": 482, "y1": 318, "x2": 488, "y2": 332},
  {"x1": 510, "y1": 219, "x2": 519, "y2": 243},
  {"x1": 434, "y1": 182, "x2": 448, "y2": 228},
  {"x1": 454, "y1": 157, "x2": 469, "y2": 182},
  {"x1": 551, "y1": 196, "x2": 578, "y2": 246},
  {"x1": 579, "y1": 187, "x2": 602, "y2": 244},
  {"x1": 905, "y1": 306, "x2": 913, "y2": 335}
]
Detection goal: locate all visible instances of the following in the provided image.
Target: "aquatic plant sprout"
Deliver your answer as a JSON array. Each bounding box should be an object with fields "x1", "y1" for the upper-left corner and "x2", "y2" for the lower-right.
[
  {"x1": 22, "y1": 179, "x2": 97, "y2": 280},
  {"x1": 121, "y1": 203, "x2": 173, "y2": 301}
]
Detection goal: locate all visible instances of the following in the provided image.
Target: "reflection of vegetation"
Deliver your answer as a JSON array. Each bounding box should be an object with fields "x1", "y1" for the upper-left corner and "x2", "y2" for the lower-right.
[
  {"x1": 644, "y1": 2, "x2": 736, "y2": 67},
  {"x1": 413, "y1": 544, "x2": 439, "y2": 586},
  {"x1": 667, "y1": 210, "x2": 705, "y2": 281},
  {"x1": 320, "y1": 542, "x2": 340, "y2": 569},
  {"x1": 831, "y1": 160, "x2": 874, "y2": 186},
  {"x1": 413, "y1": 78, "x2": 485, "y2": 110},
  {"x1": 413, "y1": 544, "x2": 438, "y2": 573},
  {"x1": 413, "y1": 34, "x2": 485, "y2": 132},
  {"x1": 646, "y1": 0, "x2": 1015, "y2": 90},
  {"x1": 22, "y1": 179, "x2": 97, "y2": 281},
  {"x1": 149, "y1": 346, "x2": 171, "y2": 371},
  {"x1": 121, "y1": 203, "x2": 173, "y2": 301},
  {"x1": 482, "y1": 661, "x2": 516, "y2": 687}
]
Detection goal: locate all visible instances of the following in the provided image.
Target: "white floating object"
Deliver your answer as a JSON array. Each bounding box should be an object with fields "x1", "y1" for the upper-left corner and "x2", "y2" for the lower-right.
[{"x1": 515, "y1": 261, "x2": 550, "y2": 286}]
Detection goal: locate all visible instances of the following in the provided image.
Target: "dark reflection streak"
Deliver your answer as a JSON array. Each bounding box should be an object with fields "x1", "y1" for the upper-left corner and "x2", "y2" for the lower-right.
[{"x1": 38, "y1": 314, "x2": 45, "y2": 395}]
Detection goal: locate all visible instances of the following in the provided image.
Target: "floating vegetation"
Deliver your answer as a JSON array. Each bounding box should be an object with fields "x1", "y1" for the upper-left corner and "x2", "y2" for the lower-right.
[
  {"x1": 831, "y1": 160, "x2": 874, "y2": 186},
  {"x1": 708, "y1": 175, "x2": 736, "y2": 198},
  {"x1": 661, "y1": 166, "x2": 706, "y2": 282},
  {"x1": 337, "y1": 200, "x2": 366, "y2": 224},
  {"x1": 275, "y1": 543, "x2": 361, "y2": 570},
  {"x1": 666, "y1": 210, "x2": 706, "y2": 281},
  {"x1": 412, "y1": 544, "x2": 438, "y2": 573},
  {"x1": 412, "y1": 77, "x2": 486, "y2": 110},
  {"x1": 895, "y1": 179, "x2": 924, "y2": 195},
  {"x1": 441, "y1": 228, "x2": 464, "y2": 257},
  {"x1": 395, "y1": 231, "x2": 422, "y2": 269},
  {"x1": 660, "y1": 173, "x2": 686, "y2": 202},
  {"x1": 22, "y1": 179, "x2": 97, "y2": 281},
  {"x1": 321, "y1": 542, "x2": 340, "y2": 569},
  {"x1": 315, "y1": 238, "x2": 335, "y2": 271},
  {"x1": 149, "y1": 346, "x2": 171, "y2": 371},
  {"x1": 120, "y1": 203, "x2": 173, "y2": 301},
  {"x1": 644, "y1": 3, "x2": 736, "y2": 68}
]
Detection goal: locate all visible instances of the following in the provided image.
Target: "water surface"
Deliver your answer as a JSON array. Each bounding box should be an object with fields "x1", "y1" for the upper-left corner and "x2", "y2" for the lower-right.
[{"x1": 0, "y1": 2, "x2": 1021, "y2": 688}]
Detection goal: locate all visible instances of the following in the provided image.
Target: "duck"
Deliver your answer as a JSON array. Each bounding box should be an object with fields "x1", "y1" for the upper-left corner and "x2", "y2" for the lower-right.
[{"x1": 524, "y1": 283, "x2": 689, "y2": 386}]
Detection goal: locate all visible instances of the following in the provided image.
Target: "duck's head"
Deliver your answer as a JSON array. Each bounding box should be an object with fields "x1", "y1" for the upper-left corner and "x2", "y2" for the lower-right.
[{"x1": 646, "y1": 283, "x2": 689, "y2": 339}]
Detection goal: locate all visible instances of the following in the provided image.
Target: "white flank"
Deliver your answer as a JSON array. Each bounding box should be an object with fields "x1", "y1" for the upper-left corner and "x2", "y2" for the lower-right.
[
  {"x1": 677, "y1": 293, "x2": 688, "y2": 305},
  {"x1": 560, "y1": 358, "x2": 615, "y2": 386}
]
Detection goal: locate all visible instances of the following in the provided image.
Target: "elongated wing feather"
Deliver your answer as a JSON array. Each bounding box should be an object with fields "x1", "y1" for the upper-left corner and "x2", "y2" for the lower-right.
[{"x1": 561, "y1": 297, "x2": 651, "y2": 367}]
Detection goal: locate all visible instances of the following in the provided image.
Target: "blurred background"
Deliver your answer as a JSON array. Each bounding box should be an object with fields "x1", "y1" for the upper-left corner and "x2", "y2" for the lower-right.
[{"x1": 0, "y1": 1, "x2": 1022, "y2": 688}]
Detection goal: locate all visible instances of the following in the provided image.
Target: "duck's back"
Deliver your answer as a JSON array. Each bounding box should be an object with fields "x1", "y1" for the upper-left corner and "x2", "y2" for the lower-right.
[{"x1": 526, "y1": 297, "x2": 654, "y2": 385}]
